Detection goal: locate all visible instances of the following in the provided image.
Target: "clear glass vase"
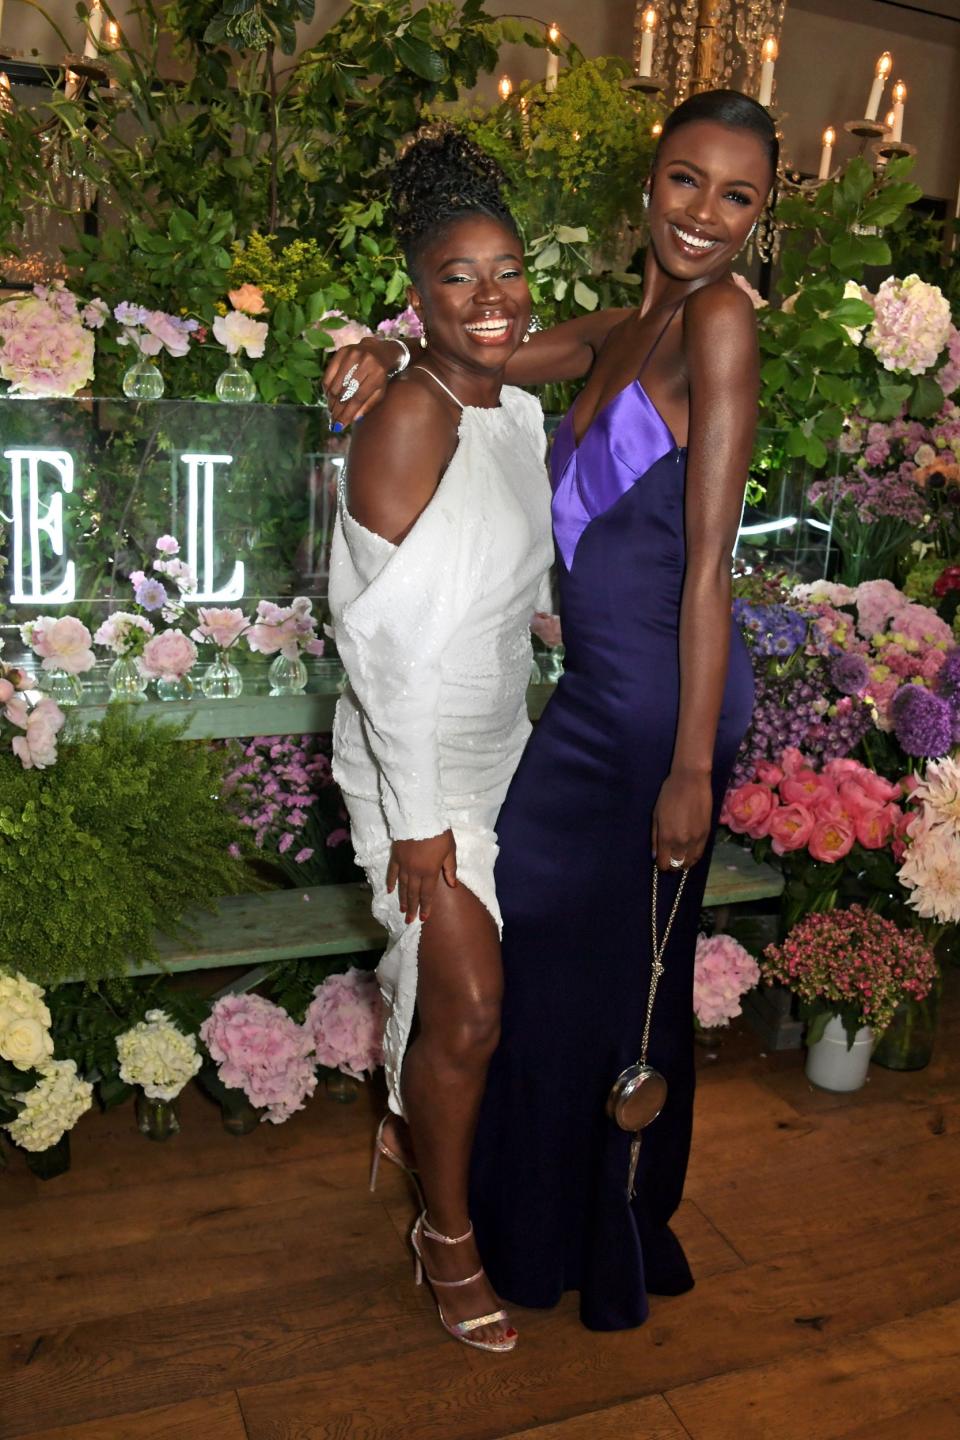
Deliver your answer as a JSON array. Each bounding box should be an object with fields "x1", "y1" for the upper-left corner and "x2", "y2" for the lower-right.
[
  {"x1": 107, "y1": 654, "x2": 148, "y2": 702},
  {"x1": 268, "y1": 653, "x2": 308, "y2": 695},
  {"x1": 215, "y1": 353, "x2": 257, "y2": 403},
  {"x1": 154, "y1": 673, "x2": 194, "y2": 703},
  {"x1": 39, "y1": 667, "x2": 84, "y2": 706},
  {"x1": 22, "y1": 1131, "x2": 72, "y2": 1180},
  {"x1": 135, "y1": 1092, "x2": 180, "y2": 1141},
  {"x1": 871, "y1": 976, "x2": 941, "y2": 1072},
  {"x1": 200, "y1": 652, "x2": 243, "y2": 700},
  {"x1": 325, "y1": 1071, "x2": 360, "y2": 1104},
  {"x1": 220, "y1": 1093, "x2": 262, "y2": 1136},
  {"x1": 121, "y1": 356, "x2": 165, "y2": 400}
]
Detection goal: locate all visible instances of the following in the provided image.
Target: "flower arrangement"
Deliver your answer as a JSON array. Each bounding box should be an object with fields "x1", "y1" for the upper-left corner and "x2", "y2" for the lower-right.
[
  {"x1": 304, "y1": 968, "x2": 384, "y2": 1079},
  {"x1": 0, "y1": 283, "x2": 97, "y2": 397},
  {"x1": 0, "y1": 972, "x2": 53, "y2": 1072},
  {"x1": 864, "y1": 275, "x2": 953, "y2": 378},
  {"x1": 213, "y1": 305, "x2": 269, "y2": 359},
  {"x1": 2, "y1": 1058, "x2": 93, "y2": 1152},
  {"x1": 760, "y1": 905, "x2": 937, "y2": 1046},
  {"x1": 245, "y1": 597, "x2": 325, "y2": 662},
  {"x1": 1, "y1": 683, "x2": 66, "y2": 771},
  {"x1": 200, "y1": 993, "x2": 317, "y2": 1123},
  {"x1": 897, "y1": 755, "x2": 960, "y2": 924},
  {"x1": 139, "y1": 630, "x2": 199, "y2": 683},
  {"x1": 693, "y1": 935, "x2": 760, "y2": 1031},
  {"x1": 93, "y1": 610, "x2": 155, "y2": 658},
  {"x1": 114, "y1": 302, "x2": 198, "y2": 359},
  {"x1": 20, "y1": 617, "x2": 96, "y2": 677},
  {"x1": 115, "y1": 1009, "x2": 203, "y2": 1101}
]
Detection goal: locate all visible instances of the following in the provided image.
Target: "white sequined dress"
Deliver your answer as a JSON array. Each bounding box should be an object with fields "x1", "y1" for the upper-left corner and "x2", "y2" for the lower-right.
[{"x1": 328, "y1": 384, "x2": 553, "y2": 1115}]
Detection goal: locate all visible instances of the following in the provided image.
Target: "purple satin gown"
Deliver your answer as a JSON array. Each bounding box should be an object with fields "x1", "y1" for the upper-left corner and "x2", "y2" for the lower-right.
[{"x1": 469, "y1": 363, "x2": 754, "y2": 1331}]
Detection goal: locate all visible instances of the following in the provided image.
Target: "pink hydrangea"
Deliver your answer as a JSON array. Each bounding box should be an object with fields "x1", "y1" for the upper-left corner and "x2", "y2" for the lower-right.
[
  {"x1": 200, "y1": 993, "x2": 316, "y2": 1124},
  {"x1": 854, "y1": 579, "x2": 908, "y2": 639},
  {"x1": 865, "y1": 274, "x2": 951, "y2": 377},
  {"x1": 304, "y1": 968, "x2": 384, "y2": 1080},
  {"x1": 0, "y1": 293, "x2": 95, "y2": 397},
  {"x1": 936, "y1": 325, "x2": 960, "y2": 399},
  {"x1": 140, "y1": 629, "x2": 198, "y2": 680},
  {"x1": 693, "y1": 934, "x2": 760, "y2": 1028}
]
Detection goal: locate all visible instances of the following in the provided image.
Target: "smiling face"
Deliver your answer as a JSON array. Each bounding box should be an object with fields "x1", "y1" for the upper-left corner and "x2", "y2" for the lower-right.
[
  {"x1": 649, "y1": 119, "x2": 773, "y2": 281},
  {"x1": 408, "y1": 213, "x2": 531, "y2": 372}
]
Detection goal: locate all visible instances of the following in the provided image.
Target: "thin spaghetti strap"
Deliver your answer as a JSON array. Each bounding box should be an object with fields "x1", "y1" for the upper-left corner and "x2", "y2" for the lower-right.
[
  {"x1": 411, "y1": 364, "x2": 466, "y2": 410},
  {"x1": 637, "y1": 298, "x2": 686, "y2": 382}
]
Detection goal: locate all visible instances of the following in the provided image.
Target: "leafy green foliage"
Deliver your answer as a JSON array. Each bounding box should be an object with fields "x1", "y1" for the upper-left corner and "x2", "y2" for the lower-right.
[{"x1": 0, "y1": 710, "x2": 250, "y2": 988}]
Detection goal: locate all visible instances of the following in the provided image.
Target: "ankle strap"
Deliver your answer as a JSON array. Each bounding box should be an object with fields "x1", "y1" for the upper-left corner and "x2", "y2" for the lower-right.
[{"x1": 420, "y1": 1211, "x2": 474, "y2": 1246}]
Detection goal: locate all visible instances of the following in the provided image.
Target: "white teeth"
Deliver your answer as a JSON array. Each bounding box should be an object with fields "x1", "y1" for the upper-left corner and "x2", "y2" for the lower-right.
[
  {"x1": 672, "y1": 226, "x2": 718, "y2": 250},
  {"x1": 465, "y1": 319, "x2": 510, "y2": 332}
]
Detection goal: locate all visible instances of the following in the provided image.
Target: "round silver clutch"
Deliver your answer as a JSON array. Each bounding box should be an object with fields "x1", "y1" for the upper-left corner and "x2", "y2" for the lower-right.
[{"x1": 606, "y1": 1062, "x2": 668, "y2": 1132}]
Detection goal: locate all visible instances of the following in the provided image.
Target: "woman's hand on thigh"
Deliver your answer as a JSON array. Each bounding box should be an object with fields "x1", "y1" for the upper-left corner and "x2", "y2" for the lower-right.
[{"x1": 387, "y1": 831, "x2": 458, "y2": 923}]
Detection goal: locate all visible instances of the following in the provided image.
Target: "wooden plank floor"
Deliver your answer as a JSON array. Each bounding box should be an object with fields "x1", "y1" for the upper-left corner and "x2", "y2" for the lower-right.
[{"x1": 3, "y1": 969, "x2": 959, "y2": 1440}]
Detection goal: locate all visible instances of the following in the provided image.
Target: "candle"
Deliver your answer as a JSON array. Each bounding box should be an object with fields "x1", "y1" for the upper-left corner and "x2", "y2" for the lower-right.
[
  {"x1": 864, "y1": 50, "x2": 892, "y2": 121},
  {"x1": 890, "y1": 79, "x2": 906, "y2": 141},
  {"x1": 545, "y1": 22, "x2": 560, "y2": 92},
  {"x1": 83, "y1": 0, "x2": 103, "y2": 58},
  {"x1": 758, "y1": 35, "x2": 777, "y2": 107},
  {"x1": 498, "y1": 74, "x2": 513, "y2": 102},
  {"x1": 638, "y1": 7, "x2": 657, "y2": 79},
  {"x1": 818, "y1": 125, "x2": 835, "y2": 180}
]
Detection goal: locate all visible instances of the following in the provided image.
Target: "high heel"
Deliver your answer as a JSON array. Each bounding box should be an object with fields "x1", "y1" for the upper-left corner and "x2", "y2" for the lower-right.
[
  {"x1": 410, "y1": 1211, "x2": 517, "y2": 1354},
  {"x1": 369, "y1": 1114, "x2": 423, "y2": 1202}
]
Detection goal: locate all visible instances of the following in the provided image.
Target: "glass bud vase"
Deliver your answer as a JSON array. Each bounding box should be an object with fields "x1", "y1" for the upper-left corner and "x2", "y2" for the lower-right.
[
  {"x1": 325, "y1": 1071, "x2": 360, "y2": 1104},
  {"x1": 135, "y1": 1092, "x2": 180, "y2": 1141},
  {"x1": 268, "y1": 653, "x2": 308, "y2": 696},
  {"x1": 23, "y1": 1131, "x2": 72, "y2": 1180},
  {"x1": 154, "y1": 673, "x2": 194, "y2": 703},
  {"x1": 107, "y1": 654, "x2": 148, "y2": 702},
  {"x1": 220, "y1": 1093, "x2": 262, "y2": 1136},
  {"x1": 121, "y1": 356, "x2": 165, "y2": 400},
  {"x1": 39, "y1": 667, "x2": 84, "y2": 706},
  {"x1": 200, "y1": 652, "x2": 243, "y2": 700},
  {"x1": 215, "y1": 354, "x2": 257, "y2": 403},
  {"x1": 872, "y1": 975, "x2": 942, "y2": 1072}
]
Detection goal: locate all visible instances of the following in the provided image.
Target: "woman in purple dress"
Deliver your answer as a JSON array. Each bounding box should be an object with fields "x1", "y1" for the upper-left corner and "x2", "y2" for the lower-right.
[{"x1": 326, "y1": 91, "x2": 777, "y2": 1335}]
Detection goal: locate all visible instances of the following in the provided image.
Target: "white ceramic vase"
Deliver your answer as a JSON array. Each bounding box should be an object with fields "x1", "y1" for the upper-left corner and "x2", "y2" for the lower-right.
[{"x1": 805, "y1": 1014, "x2": 874, "y2": 1093}]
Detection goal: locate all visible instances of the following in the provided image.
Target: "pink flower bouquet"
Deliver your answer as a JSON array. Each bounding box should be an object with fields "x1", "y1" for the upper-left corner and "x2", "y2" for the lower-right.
[
  {"x1": 304, "y1": 968, "x2": 384, "y2": 1080},
  {"x1": 245, "y1": 597, "x2": 325, "y2": 662},
  {"x1": 200, "y1": 993, "x2": 316, "y2": 1124},
  {"x1": 693, "y1": 934, "x2": 760, "y2": 1029},
  {"x1": 0, "y1": 285, "x2": 96, "y2": 397},
  {"x1": 20, "y1": 616, "x2": 95, "y2": 676}
]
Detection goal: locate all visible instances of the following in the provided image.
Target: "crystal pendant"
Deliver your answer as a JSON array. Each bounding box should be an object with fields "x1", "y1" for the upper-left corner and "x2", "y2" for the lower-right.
[
  {"x1": 268, "y1": 653, "x2": 308, "y2": 696},
  {"x1": 200, "y1": 652, "x2": 243, "y2": 699},
  {"x1": 107, "y1": 654, "x2": 148, "y2": 702},
  {"x1": 121, "y1": 357, "x2": 165, "y2": 400},
  {"x1": 154, "y1": 673, "x2": 194, "y2": 702},
  {"x1": 39, "y1": 667, "x2": 83, "y2": 706},
  {"x1": 215, "y1": 354, "x2": 257, "y2": 403}
]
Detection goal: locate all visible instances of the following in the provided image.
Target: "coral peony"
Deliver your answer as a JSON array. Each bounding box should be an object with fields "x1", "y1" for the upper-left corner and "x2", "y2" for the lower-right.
[
  {"x1": 227, "y1": 284, "x2": 267, "y2": 316},
  {"x1": 807, "y1": 816, "x2": 855, "y2": 864},
  {"x1": 767, "y1": 802, "x2": 816, "y2": 854}
]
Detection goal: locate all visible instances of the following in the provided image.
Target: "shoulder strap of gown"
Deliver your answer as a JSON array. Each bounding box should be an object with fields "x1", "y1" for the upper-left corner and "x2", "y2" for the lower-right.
[
  {"x1": 636, "y1": 298, "x2": 686, "y2": 382},
  {"x1": 411, "y1": 365, "x2": 465, "y2": 409}
]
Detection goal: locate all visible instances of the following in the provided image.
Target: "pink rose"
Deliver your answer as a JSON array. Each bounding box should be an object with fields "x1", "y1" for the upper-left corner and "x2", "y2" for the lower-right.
[
  {"x1": 754, "y1": 760, "x2": 784, "y2": 786},
  {"x1": 721, "y1": 782, "x2": 777, "y2": 838},
  {"x1": 227, "y1": 284, "x2": 267, "y2": 316},
  {"x1": 10, "y1": 697, "x2": 65, "y2": 770},
  {"x1": 767, "y1": 803, "x2": 816, "y2": 855},
  {"x1": 140, "y1": 629, "x2": 198, "y2": 680},
  {"x1": 855, "y1": 803, "x2": 897, "y2": 850},
  {"x1": 807, "y1": 817, "x2": 856, "y2": 864}
]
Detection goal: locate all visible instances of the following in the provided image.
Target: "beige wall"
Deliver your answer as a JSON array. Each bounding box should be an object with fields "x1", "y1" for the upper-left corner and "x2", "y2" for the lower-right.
[{"x1": 5, "y1": 0, "x2": 958, "y2": 202}]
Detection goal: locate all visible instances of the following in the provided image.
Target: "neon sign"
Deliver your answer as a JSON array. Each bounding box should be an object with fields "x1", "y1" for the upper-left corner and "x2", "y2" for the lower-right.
[{"x1": 2, "y1": 448, "x2": 247, "y2": 607}]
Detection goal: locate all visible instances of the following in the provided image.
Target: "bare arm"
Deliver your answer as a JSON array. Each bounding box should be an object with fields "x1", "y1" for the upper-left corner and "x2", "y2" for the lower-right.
[
  {"x1": 346, "y1": 380, "x2": 456, "y2": 544},
  {"x1": 323, "y1": 306, "x2": 634, "y2": 428},
  {"x1": 652, "y1": 282, "x2": 758, "y2": 872}
]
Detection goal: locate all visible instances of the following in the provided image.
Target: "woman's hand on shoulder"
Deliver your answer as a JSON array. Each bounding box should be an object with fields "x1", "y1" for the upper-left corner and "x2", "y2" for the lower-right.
[
  {"x1": 324, "y1": 337, "x2": 404, "y2": 430},
  {"x1": 387, "y1": 830, "x2": 458, "y2": 923},
  {"x1": 346, "y1": 377, "x2": 457, "y2": 544}
]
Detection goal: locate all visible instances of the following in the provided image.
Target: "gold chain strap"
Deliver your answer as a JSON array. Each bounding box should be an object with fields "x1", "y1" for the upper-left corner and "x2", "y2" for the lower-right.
[{"x1": 637, "y1": 867, "x2": 688, "y2": 1068}]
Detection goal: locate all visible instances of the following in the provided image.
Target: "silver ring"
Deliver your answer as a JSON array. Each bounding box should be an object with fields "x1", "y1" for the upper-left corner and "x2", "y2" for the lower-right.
[
  {"x1": 668, "y1": 856, "x2": 686, "y2": 870},
  {"x1": 340, "y1": 376, "x2": 360, "y2": 402}
]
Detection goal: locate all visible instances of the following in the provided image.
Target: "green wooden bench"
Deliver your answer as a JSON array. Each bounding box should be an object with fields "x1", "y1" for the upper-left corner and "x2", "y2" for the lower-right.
[{"x1": 63, "y1": 684, "x2": 782, "y2": 983}]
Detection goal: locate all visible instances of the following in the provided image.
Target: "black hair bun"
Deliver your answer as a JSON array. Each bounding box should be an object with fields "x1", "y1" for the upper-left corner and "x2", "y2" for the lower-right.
[{"x1": 390, "y1": 123, "x2": 515, "y2": 253}]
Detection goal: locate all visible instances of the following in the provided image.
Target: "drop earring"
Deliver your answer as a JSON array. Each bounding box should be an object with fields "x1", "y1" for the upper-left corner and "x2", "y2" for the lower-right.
[
  {"x1": 642, "y1": 188, "x2": 650, "y2": 210},
  {"x1": 419, "y1": 325, "x2": 428, "y2": 349}
]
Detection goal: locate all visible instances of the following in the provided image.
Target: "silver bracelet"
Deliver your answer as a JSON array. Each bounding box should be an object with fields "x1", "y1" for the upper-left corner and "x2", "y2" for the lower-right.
[{"x1": 384, "y1": 337, "x2": 411, "y2": 377}]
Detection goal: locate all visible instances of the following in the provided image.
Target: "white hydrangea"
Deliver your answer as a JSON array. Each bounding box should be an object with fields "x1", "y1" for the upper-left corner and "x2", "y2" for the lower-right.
[
  {"x1": 116, "y1": 1009, "x2": 201, "y2": 1100},
  {"x1": 3, "y1": 1058, "x2": 93, "y2": 1151},
  {"x1": 0, "y1": 971, "x2": 54, "y2": 1071}
]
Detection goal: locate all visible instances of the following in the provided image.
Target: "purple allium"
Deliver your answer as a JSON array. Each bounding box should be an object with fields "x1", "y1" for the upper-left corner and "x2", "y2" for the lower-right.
[
  {"x1": 936, "y1": 647, "x2": 960, "y2": 705},
  {"x1": 829, "y1": 652, "x2": 870, "y2": 695},
  {"x1": 134, "y1": 577, "x2": 169, "y2": 611},
  {"x1": 890, "y1": 685, "x2": 954, "y2": 758}
]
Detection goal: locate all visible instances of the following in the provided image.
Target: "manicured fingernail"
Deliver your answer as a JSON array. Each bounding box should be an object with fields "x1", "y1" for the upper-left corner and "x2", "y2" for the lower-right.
[{"x1": 331, "y1": 421, "x2": 343, "y2": 433}]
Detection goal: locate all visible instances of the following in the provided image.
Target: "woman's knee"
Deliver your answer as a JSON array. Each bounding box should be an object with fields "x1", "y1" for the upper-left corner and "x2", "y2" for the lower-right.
[{"x1": 425, "y1": 996, "x2": 502, "y2": 1068}]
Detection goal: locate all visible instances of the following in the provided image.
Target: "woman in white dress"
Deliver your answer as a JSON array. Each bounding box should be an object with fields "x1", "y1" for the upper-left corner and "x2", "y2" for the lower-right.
[{"x1": 327, "y1": 128, "x2": 553, "y2": 1352}]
